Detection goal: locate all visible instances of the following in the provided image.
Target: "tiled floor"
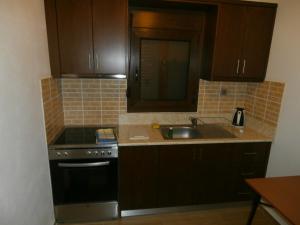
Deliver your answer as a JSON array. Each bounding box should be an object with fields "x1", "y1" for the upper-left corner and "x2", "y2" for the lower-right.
[{"x1": 65, "y1": 206, "x2": 279, "y2": 225}]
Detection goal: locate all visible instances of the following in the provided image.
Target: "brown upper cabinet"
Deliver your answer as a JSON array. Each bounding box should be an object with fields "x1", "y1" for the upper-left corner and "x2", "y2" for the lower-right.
[
  {"x1": 202, "y1": 3, "x2": 277, "y2": 82},
  {"x1": 44, "y1": 0, "x2": 277, "y2": 83},
  {"x1": 44, "y1": 0, "x2": 127, "y2": 78}
]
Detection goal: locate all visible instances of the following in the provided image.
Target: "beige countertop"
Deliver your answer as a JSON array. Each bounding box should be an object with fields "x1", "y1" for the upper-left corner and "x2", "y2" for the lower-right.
[{"x1": 117, "y1": 124, "x2": 273, "y2": 146}]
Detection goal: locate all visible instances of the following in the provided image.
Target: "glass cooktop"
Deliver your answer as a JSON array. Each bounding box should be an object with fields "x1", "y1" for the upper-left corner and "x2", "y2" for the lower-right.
[
  {"x1": 52, "y1": 127, "x2": 116, "y2": 146},
  {"x1": 54, "y1": 127, "x2": 99, "y2": 145}
]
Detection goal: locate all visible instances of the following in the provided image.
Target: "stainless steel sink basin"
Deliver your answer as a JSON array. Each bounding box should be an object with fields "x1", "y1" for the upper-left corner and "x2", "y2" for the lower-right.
[
  {"x1": 160, "y1": 124, "x2": 236, "y2": 140},
  {"x1": 161, "y1": 126, "x2": 201, "y2": 139}
]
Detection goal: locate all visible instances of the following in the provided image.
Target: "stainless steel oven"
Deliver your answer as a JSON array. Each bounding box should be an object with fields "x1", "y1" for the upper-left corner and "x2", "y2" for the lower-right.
[{"x1": 48, "y1": 127, "x2": 119, "y2": 223}]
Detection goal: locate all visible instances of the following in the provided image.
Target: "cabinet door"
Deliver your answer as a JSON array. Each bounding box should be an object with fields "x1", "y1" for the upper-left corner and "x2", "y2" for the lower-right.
[
  {"x1": 234, "y1": 142, "x2": 271, "y2": 200},
  {"x1": 56, "y1": 0, "x2": 94, "y2": 74},
  {"x1": 193, "y1": 144, "x2": 238, "y2": 204},
  {"x1": 93, "y1": 0, "x2": 127, "y2": 75},
  {"x1": 119, "y1": 146, "x2": 158, "y2": 210},
  {"x1": 211, "y1": 4, "x2": 245, "y2": 80},
  {"x1": 158, "y1": 145, "x2": 195, "y2": 207},
  {"x1": 241, "y1": 6, "x2": 276, "y2": 81}
]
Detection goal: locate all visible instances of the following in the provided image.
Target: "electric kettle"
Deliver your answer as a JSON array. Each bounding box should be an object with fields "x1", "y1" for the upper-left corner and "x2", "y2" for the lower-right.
[{"x1": 232, "y1": 107, "x2": 245, "y2": 127}]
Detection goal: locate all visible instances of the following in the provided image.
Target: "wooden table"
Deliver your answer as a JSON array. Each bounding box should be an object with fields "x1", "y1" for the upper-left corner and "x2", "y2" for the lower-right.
[{"x1": 246, "y1": 176, "x2": 300, "y2": 225}]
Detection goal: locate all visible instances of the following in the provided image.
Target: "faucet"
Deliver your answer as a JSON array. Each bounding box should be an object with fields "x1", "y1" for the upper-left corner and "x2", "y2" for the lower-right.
[{"x1": 189, "y1": 117, "x2": 198, "y2": 128}]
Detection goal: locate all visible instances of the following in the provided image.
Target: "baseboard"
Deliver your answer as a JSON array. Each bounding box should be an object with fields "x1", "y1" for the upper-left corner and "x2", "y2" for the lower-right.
[{"x1": 121, "y1": 201, "x2": 251, "y2": 217}]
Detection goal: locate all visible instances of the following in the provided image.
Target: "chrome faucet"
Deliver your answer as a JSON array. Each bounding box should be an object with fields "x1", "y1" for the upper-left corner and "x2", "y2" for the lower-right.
[{"x1": 189, "y1": 117, "x2": 198, "y2": 128}]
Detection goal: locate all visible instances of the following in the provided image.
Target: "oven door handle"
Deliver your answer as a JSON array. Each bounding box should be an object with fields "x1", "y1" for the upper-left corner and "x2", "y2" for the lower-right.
[{"x1": 58, "y1": 161, "x2": 110, "y2": 168}]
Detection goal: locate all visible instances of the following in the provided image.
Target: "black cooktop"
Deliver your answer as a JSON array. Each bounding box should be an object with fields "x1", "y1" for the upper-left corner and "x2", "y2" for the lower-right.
[
  {"x1": 53, "y1": 127, "x2": 99, "y2": 145},
  {"x1": 52, "y1": 126, "x2": 117, "y2": 146}
]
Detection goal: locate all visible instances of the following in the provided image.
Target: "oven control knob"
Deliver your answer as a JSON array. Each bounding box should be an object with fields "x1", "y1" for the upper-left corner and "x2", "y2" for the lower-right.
[
  {"x1": 56, "y1": 152, "x2": 62, "y2": 157},
  {"x1": 87, "y1": 151, "x2": 92, "y2": 155},
  {"x1": 100, "y1": 151, "x2": 105, "y2": 156},
  {"x1": 63, "y1": 152, "x2": 69, "y2": 156},
  {"x1": 108, "y1": 151, "x2": 112, "y2": 156},
  {"x1": 93, "y1": 151, "x2": 98, "y2": 155}
]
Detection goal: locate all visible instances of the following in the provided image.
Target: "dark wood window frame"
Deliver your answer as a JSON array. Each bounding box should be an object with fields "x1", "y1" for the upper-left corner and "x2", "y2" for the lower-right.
[{"x1": 127, "y1": 27, "x2": 203, "y2": 112}]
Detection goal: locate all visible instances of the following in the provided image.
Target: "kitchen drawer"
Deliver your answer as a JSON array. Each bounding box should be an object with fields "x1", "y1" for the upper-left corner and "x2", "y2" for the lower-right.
[
  {"x1": 234, "y1": 166, "x2": 267, "y2": 200},
  {"x1": 237, "y1": 142, "x2": 271, "y2": 166}
]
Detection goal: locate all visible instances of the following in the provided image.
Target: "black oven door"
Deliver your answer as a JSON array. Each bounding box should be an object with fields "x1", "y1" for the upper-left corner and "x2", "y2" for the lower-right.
[{"x1": 50, "y1": 158, "x2": 118, "y2": 205}]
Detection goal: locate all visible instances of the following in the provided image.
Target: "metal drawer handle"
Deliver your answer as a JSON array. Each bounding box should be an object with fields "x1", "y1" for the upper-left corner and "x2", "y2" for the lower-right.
[
  {"x1": 96, "y1": 54, "x2": 100, "y2": 70},
  {"x1": 236, "y1": 59, "x2": 240, "y2": 75},
  {"x1": 244, "y1": 152, "x2": 257, "y2": 156},
  {"x1": 88, "y1": 53, "x2": 92, "y2": 70},
  {"x1": 58, "y1": 161, "x2": 110, "y2": 168},
  {"x1": 242, "y1": 59, "x2": 246, "y2": 74},
  {"x1": 238, "y1": 192, "x2": 250, "y2": 195},
  {"x1": 241, "y1": 172, "x2": 255, "y2": 176}
]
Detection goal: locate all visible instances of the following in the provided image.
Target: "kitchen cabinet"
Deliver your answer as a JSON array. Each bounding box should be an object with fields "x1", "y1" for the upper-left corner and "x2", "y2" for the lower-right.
[
  {"x1": 193, "y1": 144, "x2": 238, "y2": 204},
  {"x1": 44, "y1": 0, "x2": 127, "y2": 77},
  {"x1": 119, "y1": 146, "x2": 158, "y2": 210},
  {"x1": 234, "y1": 142, "x2": 271, "y2": 200},
  {"x1": 119, "y1": 142, "x2": 271, "y2": 210},
  {"x1": 56, "y1": 0, "x2": 94, "y2": 75},
  {"x1": 93, "y1": 0, "x2": 127, "y2": 75},
  {"x1": 158, "y1": 146, "x2": 195, "y2": 207},
  {"x1": 202, "y1": 3, "x2": 276, "y2": 82}
]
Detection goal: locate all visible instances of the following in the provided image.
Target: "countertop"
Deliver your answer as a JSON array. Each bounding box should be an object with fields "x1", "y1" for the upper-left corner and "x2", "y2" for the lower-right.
[{"x1": 117, "y1": 124, "x2": 273, "y2": 146}]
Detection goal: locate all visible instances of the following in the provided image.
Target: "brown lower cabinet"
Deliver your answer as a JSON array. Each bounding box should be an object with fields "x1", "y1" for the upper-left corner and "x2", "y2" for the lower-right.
[
  {"x1": 119, "y1": 146, "x2": 159, "y2": 210},
  {"x1": 119, "y1": 142, "x2": 271, "y2": 210}
]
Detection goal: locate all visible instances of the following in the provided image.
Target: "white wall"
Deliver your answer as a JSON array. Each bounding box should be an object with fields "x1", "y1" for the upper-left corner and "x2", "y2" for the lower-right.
[
  {"x1": 263, "y1": 0, "x2": 300, "y2": 177},
  {"x1": 247, "y1": 0, "x2": 300, "y2": 224},
  {"x1": 0, "y1": 0, "x2": 54, "y2": 225},
  {"x1": 249, "y1": 0, "x2": 300, "y2": 177}
]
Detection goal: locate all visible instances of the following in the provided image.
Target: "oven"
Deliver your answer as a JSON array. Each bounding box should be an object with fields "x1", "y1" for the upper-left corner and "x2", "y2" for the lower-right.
[{"x1": 48, "y1": 127, "x2": 119, "y2": 223}]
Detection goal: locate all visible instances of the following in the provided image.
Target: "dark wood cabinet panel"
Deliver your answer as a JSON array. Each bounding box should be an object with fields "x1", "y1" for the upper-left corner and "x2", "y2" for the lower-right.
[
  {"x1": 236, "y1": 142, "x2": 271, "y2": 166},
  {"x1": 93, "y1": 0, "x2": 127, "y2": 75},
  {"x1": 119, "y1": 146, "x2": 158, "y2": 210},
  {"x1": 193, "y1": 144, "x2": 238, "y2": 203},
  {"x1": 211, "y1": 4, "x2": 245, "y2": 80},
  {"x1": 119, "y1": 142, "x2": 271, "y2": 210},
  {"x1": 45, "y1": 0, "x2": 127, "y2": 77},
  {"x1": 56, "y1": 0, "x2": 94, "y2": 74},
  {"x1": 241, "y1": 6, "x2": 276, "y2": 80},
  {"x1": 44, "y1": 0, "x2": 61, "y2": 77},
  {"x1": 202, "y1": 2, "x2": 277, "y2": 82},
  {"x1": 234, "y1": 142, "x2": 271, "y2": 200},
  {"x1": 158, "y1": 145, "x2": 195, "y2": 207}
]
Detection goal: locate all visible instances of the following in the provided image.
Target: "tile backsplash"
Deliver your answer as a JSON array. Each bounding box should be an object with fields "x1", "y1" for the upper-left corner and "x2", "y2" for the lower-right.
[
  {"x1": 199, "y1": 80, "x2": 285, "y2": 127},
  {"x1": 245, "y1": 81, "x2": 285, "y2": 126},
  {"x1": 61, "y1": 79, "x2": 126, "y2": 126},
  {"x1": 198, "y1": 80, "x2": 247, "y2": 114},
  {"x1": 41, "y1": 77, "x2": 285, "y2": 143},
  {"x1": 41, "y1": 78, "x2": 64, "y2": 143}
]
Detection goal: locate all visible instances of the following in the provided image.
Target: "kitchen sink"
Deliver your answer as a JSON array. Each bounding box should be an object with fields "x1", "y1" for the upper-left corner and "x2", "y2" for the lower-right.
[{"x1": 160, "y1": 124, "x2": 236, "y2": 140}]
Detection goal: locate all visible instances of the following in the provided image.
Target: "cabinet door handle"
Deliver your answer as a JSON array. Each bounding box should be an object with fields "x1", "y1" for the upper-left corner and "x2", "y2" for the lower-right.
[
  {"x1": 88, "y1": 53, "x2": 92, "y2": 70},
  {"x1": 238, "y1": 192, "x2": 250, "y2": 195},
  {"x1": 244, "y1": 152, "x2": 257, "y2": 156},
  {"x1": 241, "y1": 172, "x2": 255, "y2": 176},
  {"x1": 135, "y1": 68, "x2": 139, "y2": 81},
  {"x1": 96, "y1": 54, "x2": 99, "y2": 70},
  {"x1": 236, "y1": 59, "x2": 240, "y2": 75},
  {"x1": 242, "y1": 59, "x2": 246, "y2": 74}
]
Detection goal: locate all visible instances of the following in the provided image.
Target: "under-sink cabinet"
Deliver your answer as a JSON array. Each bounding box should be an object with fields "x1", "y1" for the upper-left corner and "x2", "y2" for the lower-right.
[{"x1": 119, "y1": 142, "x2": 271, "y2": 210}]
